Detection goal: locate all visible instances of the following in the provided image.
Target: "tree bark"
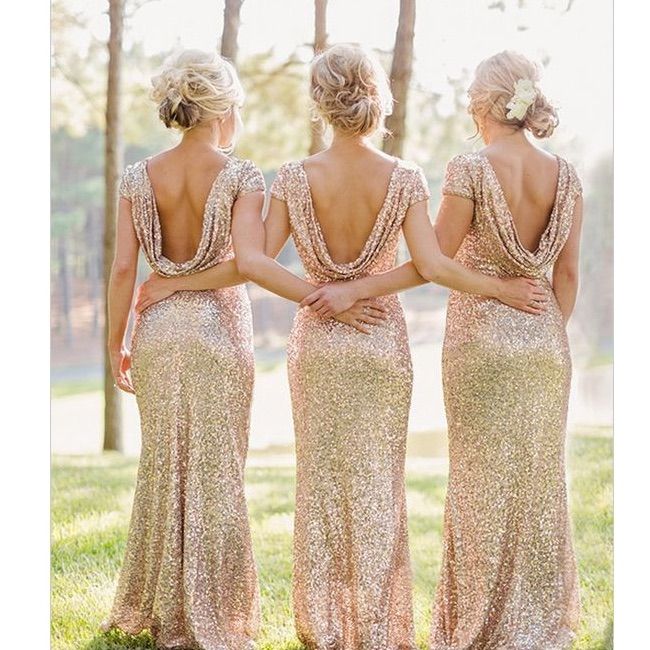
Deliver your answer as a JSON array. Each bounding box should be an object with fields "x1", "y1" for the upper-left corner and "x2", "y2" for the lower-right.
[
  {"x1": 221, "y1": 0, "x2": 244, "y2": 63},
  {"x1": 89, "y1": 208, "x2": 101, "y2": 336},
  {"x1": 308, "y1": 0, "x2": 328, "y2": 155},
  {"x1": 103, "y1": 0, "x2": 125, "y2": 452},
  {"x1": 383, "y1": 0, "x2": 416, "y2": 158}
]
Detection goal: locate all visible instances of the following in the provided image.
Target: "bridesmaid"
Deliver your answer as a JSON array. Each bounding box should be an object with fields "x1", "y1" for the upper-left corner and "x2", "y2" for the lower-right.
[
  {"x1": 104, "y1": 50, "x2": 265, "y2": 650},
  {"x1": 428, "y1": 51, "x2": 583, "y2": 649},
  {"x1": 231, "y1": 45, "x2": 544, "y2": 650}
]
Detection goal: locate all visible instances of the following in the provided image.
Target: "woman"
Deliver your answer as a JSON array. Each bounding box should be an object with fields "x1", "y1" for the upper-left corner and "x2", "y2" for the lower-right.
[
  {"x1": 427, "y1": 52, "x2": 582, "y2": 649},
  {"x1": 104, "y1": 50, "x2": 266, "y2": 650},
  {"x1": 230, "y1": 45, "x2": 546, "y2": 650}
]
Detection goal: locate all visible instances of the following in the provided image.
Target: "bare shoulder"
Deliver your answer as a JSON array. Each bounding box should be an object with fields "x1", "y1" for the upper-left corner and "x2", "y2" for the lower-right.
[
  {"x1": 148, "y1": 146, "x2": 230, "y2": 178},
  {"x1": 304, "y1": 147, "x2": 396, "y2": 174},
  {"x1": 481, "y1": 142, "x2": 556, "y2": 166},
  {"x1": 301, "y1": 149, "x2": 333, "y2": 176},
  {"x1": 143, "y1": 147, "x2": 177, "y2": 172}
]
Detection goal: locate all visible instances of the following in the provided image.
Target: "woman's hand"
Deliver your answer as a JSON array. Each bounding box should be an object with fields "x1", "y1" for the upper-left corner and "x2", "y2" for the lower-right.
[
  {"x1": 134, "y1": 273, "x2": 176, "y2": 314},
  {"x1": 300, "y1": 282, "x2": 363, "y2": 317},
  {"x1": 332, "y1": 299, "x2": 387, "y2": 334},
  {"x1": 496, "y1": 277, "x2": 550, "y2": 314},
  {"x1": 109, "y1": 346, "x2": 135, "y2": 394}
]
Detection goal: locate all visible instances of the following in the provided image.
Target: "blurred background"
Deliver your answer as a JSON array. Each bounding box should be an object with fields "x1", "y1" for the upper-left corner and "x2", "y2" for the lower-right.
[
  {"x1": 51, "y1": 0, "x2": 612, "y2": 455},
  {"x1": 50, "y1": 2, "x2": 612, "y2": 649}
]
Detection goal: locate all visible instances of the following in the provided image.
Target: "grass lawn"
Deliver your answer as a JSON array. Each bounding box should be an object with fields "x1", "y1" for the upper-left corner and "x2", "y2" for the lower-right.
[{"x1": 51, "y1": 430, "x2": 612, "y2": 650}]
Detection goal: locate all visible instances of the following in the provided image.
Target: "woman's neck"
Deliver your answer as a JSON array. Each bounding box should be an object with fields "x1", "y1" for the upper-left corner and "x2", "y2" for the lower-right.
[
  {"x1": 481, "y1": 121, "x2": 529, "y2": 147},
  {"x1": 329, "y1": 131, "x2": 372, "y2": 153},
  {"x1": 180, "y1": 122, "x2": 223, "y2": 151}
]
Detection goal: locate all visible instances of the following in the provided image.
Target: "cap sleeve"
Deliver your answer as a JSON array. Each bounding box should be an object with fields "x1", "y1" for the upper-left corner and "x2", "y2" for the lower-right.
[
  {"x1": 408, "y1": 165, "x2": 430, "y2": 207},
  {"x1": 118, "y1": 164, "x2": 135, "y2": 202},
  {"x1": 567, "y1": 161, "x2": 583, "y2": 197},
  {"x1": 237, "y1": 159, "x2": 265, "y2": 198},
  {"x1": 442, "y1": 154, "x2": 475, "y2": 201},
  {"x1": 270, "y1": 163, "x2": 292, "y2": 202}
]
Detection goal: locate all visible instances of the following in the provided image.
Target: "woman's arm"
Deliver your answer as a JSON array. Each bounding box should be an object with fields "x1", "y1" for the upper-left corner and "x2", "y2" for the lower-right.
[
  {"x1": 552, "y1": 196, "x2": 583, "y2": 323},
  {"x1": 232, "y1": 195, "x2": 385, "y2": 333},
  {"x1": 134, "y1": 260, "x2": 244, "y2": 314},
  {"x1": 302, "y1": 197, "x2": 547, "y2": 317},
  {"x1": 403, "y1": 198, "x2": 547, "y2": 309},
  {"x1": 107, "y1": 198, "x2": 140, "y2": 393},
  {"x1": 299, "y1": 261, "x2": 426, "y2": 315},
  {"x1": 233, "y1": 194, "x2": 323, "y2": 302},
  {"x1": 133, "y1": 187, "x2": 290, "y2": 314}
]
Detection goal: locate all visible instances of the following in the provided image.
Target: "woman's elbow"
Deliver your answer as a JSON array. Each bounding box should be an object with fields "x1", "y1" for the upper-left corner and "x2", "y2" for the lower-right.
[
  {"x1": 414, "y1": 258, "x2": 444, "y2": 284},
  {"x1": 235, "y1": 254, "x2": 262, "y2": 282},
  {"x1": 554, "y1": 264, "x2": 579, "y2": 286},
  {"x1": 110, "y1": 259, "x2": 136, "y2": 280}
]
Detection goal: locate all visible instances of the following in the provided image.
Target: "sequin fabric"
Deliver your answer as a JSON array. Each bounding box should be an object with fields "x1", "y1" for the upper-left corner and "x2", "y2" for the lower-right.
[
  {"x1": 271, "y1": 159, "x2": 430, "y2": 650},
  {"x1": 429, "y1": 153, "x2": 582, "y2": 650},
  {"x1": 104, "y1": 157, "x2": 265, "y2": 650}
]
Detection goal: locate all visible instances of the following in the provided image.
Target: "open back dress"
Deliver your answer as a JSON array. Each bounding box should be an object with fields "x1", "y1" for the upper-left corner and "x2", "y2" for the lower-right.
[{"x1": 104, "y1": 156, "x2": 265, "y2": 650}]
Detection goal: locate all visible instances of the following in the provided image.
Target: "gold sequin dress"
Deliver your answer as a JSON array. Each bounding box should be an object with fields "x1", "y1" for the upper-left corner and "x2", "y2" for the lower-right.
[
  {"x1": 430, "y1": 153, "x2": 582, "y2": 650},
  {"x1": 271, "y1": 159, "x2": 429, "y2": 650},
  {"x1": 104, "y1": 157, "x2": 265, "y2": 650}
]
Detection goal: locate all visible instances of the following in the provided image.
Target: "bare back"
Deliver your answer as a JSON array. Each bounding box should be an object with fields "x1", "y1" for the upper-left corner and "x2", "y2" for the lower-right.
[
  {"x1": 482, "y1": 143, "x2": 560, "y2": 253},
  {"x1": 302, "y1": 148, "x2": 398, "y2": 264},
  {"x1": 146, "y1": 147, "x2": 229, "y2": 263}
]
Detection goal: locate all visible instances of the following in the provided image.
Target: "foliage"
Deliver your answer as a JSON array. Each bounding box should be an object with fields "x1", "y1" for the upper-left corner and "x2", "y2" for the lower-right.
[
  {"x1": 236, "y1": 50, "x2": 311, "y2": 169},
  {"x1": 51, "y1": 431, "x2": 612, "y2": 650},
  {"x1": 404, "y1": 74, "x2": 476, "y2": 180},
  {"x1": 51, "y1": 0, "x2": 108, "y2": 135},
  {"x1": 50, "y1": 0, "x2": 613, "y2": 369}
]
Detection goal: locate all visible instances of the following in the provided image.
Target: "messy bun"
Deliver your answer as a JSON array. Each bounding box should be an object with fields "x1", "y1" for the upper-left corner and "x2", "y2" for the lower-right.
[
  {"x1": 310, "y1": 44, "x2": 393, "y2": 137},
  {"x1": 151, "y1": 49, "x2": 244, "y2": 131},
  {"x1": 468, "y1": 50, "x2": 559, "y2": 139}
]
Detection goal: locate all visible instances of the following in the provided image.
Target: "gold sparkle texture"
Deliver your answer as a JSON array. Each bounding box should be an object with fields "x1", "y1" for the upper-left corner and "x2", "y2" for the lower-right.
[
  {"x1": 104, "y1": 157, "x2": 265, "y2": 650},
  {"x1": 271, "y1": 159, "x2": 429, "y2": 650},
  {"x1": 429, "y1": 153, "x2": 582, "y2": 650}
]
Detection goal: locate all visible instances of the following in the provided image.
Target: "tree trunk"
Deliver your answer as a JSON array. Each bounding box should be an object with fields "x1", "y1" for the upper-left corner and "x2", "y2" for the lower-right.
[
  {"x1": 383, "y1": 0, "x2": 416, "y2": 158},
  {"x1": 103, "y1": 0, "x2": 124, "y2": 452},
  {"x1": 308, "y1": 0, "x2": 328, "y2": 155},
  {"x1": 89, "y1": 209, "x2": 101, "y2": 336},
  {"x1": 221, "y1": 0, "x2": 244, "y2": 63}
]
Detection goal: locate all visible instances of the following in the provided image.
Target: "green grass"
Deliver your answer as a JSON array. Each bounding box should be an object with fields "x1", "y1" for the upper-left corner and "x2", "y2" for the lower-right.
[{"x1": 51, "y1": 432, "x2": 612, "y2": 650}]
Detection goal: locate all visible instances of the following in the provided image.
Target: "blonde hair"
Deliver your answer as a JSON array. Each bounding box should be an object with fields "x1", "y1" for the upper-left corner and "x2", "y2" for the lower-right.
[
  {"x1": 310, "y1": 44, "x2": 393, "y2": 137},
  {"x1": 468, "y1": 50, "x2": 559, "y2": 139},
  {"x1": 151, "y1": 49, "x2": 244, "y2": 131}
]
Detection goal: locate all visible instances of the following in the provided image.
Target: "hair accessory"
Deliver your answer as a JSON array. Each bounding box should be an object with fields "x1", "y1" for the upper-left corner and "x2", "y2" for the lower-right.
[{"x1": 505, "y1": 78, "x2": 537, "y2": 121}]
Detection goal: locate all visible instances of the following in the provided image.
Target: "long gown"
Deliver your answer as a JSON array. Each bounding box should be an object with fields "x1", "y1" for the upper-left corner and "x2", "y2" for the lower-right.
[
  {"x1": 270, "y1": 159, "x2": 429, "y2": 650},
  {"x1": 430, "y1": 153, "x2": 582, "y2": 650},
  {"x1": 104, "y1": 156, "x2": 265, "y2": 650}
]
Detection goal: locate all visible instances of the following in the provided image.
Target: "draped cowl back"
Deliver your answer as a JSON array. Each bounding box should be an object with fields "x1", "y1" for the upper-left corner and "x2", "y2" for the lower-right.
[
  {"x1": 270, "y1": 157, "x2": 429, "y2": 650},
  {"x1": 271, "y1": 159, "x2": 429, "y2": 282},
  {"x1": 430, "y1": 152, "x2": 583, "y2": 650},
  {"x1": 119, "y1": 156, "x2": 265, "y2": 277},
  {"x1": 443, "y1": 152, "x2": 582, "y2": 280},
  {"x1": 106, "y1": 156, "x2": 265, "y2": 650}
]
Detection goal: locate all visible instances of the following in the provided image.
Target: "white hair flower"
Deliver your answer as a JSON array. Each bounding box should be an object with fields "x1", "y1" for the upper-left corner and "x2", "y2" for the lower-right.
[{"x1": 505, "y1": 78, "x2": 537, "y2": 121}]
